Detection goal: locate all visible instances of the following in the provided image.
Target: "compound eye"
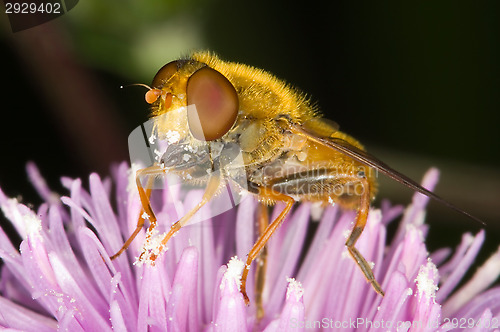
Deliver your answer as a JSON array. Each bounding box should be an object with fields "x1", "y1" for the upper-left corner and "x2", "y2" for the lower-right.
[
  {"x1": 152, "y1": 60, "x2": 190, "y2": 87},
  {"x1": 186, "y1": 67, "x2": 239, "y2": 141}
]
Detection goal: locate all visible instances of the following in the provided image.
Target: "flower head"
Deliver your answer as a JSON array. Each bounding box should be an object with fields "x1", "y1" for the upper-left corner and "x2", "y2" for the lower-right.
[{"x1": 0, "y1": 164, "x2": 499, "y2": 331}]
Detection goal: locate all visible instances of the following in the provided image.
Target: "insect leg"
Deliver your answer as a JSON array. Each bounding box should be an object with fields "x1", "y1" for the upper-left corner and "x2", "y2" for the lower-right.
[
  {"x1": 241, "y1": 187, "x2": 295, "y2": 305},
  {"x1": 155, "y1": 174, "x2": 221, "y2": 254},
  {"x1": 110, "y1": 165, "x2": 162, "y2": 260},
  {"x1": 255, "y1": 202, "x2": 269, "y2": 320},
  {"x1": 345, "y1": 176, "x2": 385, "y2": 296}
]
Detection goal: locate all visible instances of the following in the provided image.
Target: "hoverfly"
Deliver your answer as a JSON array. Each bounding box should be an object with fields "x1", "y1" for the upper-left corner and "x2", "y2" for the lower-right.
[{"x1": 111, "y1": 51, "x2": 482, "y2": 305}]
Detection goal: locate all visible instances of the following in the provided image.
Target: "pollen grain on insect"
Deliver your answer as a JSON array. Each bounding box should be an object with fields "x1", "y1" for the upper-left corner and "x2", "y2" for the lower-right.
[
  {"x1": 154, "y1": 149, "x2": 163, "y2": 162},
  {"x1": 165, "y1": 130, "x2": 180, "y2": 144},
  {"x1": 149, "y1": 133, "x2": 157, "y2": 145}
]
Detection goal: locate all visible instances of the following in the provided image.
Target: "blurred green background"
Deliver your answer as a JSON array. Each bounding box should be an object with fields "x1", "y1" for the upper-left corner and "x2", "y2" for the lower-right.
[{"x1": 0, "y1": 1, "x2": 499, "y2": 270}]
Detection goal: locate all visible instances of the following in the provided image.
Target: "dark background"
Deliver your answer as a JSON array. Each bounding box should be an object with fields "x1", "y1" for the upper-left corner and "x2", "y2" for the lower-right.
[{"x1": 1, "y1": 1, "x2": 499, "y2": 272}]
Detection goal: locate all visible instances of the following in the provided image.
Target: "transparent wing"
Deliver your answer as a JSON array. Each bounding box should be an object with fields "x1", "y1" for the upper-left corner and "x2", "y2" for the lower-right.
[{"x1": 290, "y1": 122, "x2": 485, "y2": 225}]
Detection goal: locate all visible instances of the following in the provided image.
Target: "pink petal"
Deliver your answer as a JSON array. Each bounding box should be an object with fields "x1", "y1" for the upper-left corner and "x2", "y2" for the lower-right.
[
  {"x1": 167, "y1": 247, "x2": 200, "y2": 332},
  {"x1": 214, "y1": 257, "x2": 248, "y2": 332}
]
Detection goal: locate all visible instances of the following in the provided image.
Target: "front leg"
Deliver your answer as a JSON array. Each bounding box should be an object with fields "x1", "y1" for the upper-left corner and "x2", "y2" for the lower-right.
[
  {"x1": 111, "y1": 165, "x2": 163, "y2": 260},
  {"x1": 140, "y1": 174, "x2": 221, "y2": 262}
]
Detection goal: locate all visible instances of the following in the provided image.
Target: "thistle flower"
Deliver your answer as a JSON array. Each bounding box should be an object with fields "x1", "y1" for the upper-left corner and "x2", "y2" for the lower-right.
[{"x1": 0, "y1": 163, "x2": 499, "y2": 331}]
